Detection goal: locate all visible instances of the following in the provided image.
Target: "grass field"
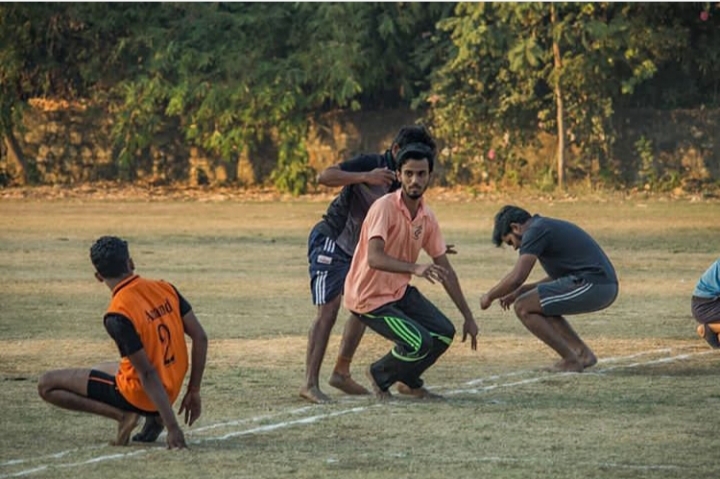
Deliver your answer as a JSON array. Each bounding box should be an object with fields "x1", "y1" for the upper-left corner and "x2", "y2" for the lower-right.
[{"x1": 1, "y1": 191, "x2": 719, "y2": 479}]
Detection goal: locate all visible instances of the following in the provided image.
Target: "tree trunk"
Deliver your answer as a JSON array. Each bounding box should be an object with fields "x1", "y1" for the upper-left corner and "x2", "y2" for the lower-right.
[
  {"x1": 3, "y1": 130, "x2": 28, "y2": 185},
  {"x1": 551, "y1": 5, "x2": 565, "y2": 190}
]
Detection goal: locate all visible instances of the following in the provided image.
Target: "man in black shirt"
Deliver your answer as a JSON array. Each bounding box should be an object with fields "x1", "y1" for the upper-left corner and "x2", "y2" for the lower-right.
[
  {"x1": 300, "y1": 125, "x2": 439, "y2": 403},
  {"x1": 480, "y1": 206, "x2": 618, "y2": 372}
]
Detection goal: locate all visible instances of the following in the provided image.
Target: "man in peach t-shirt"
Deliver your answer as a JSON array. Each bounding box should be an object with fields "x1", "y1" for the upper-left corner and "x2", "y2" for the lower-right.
[{"x1": 343, "y1": 143, "x2": 479, "y2": 399}]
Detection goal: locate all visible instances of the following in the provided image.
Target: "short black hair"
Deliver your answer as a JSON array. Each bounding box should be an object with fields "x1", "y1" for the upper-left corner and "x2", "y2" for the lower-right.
[
  {"x1": 392, "y1": 124, "x2": 436, "y2": 173},
  {"x1": 492, "y1": 205, "x2": 532, "y2": 247},
  {"x1": 396, "y1": 142, "x2": 435, "y2": 173},
  {"x1": 90, "y1": 236, "x2": 130, "y2": 278}
]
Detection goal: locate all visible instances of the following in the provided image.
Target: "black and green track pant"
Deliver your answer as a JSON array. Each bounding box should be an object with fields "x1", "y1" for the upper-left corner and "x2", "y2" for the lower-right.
[{"x1": 353, "y1": 286, "x2": 456, "y2": 391}]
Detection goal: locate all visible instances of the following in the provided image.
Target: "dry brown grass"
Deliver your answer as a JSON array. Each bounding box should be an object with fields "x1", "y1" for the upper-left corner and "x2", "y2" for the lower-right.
[{"x1": 1, "y1": 195, "x2": 719, "y2": 479}]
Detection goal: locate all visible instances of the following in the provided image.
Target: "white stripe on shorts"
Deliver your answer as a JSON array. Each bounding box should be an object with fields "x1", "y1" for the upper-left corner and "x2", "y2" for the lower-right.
[
  {"x1": 323, "y1": 237, "x2": 335, "y2": 253},
  {"x1": 540, "y1": 282, "x2": 593, "y2": 308},
  {"x1": 315, "y1": 270, "x2": 327, "y2": 304}
]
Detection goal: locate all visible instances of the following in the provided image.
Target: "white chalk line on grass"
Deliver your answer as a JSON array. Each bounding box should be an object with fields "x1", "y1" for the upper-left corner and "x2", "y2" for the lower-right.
[
  {"x1": 458, "y1": 348, "x2": 673, "y2": 388},
  {"x1": 0, "y1": 407, "x2": 317, "y2": 469},
  {"x1": 444, "y1": 349, "x2": 715, "y2": 396},
  {"x1": 0, "y1": 446, "x2": 106, "y2": 467},
  {"x1": 202, "y1": 405, "x2": 378, "y2": 442},
  {"x1": 0, "y1": 451, "x2": 148, "y2": 479},
  {"x1": 594, "y1": 350, "x2": 715, "y2": 372},
  {"x1": 0, "y1": 348, "x2": 711, "y2": 478},
  {"x1": 0, "y1": 408, "x2": 375, "y2": 479},
  {"x1": 191, "y1": 405, "x2": 315, "y2": 433}
]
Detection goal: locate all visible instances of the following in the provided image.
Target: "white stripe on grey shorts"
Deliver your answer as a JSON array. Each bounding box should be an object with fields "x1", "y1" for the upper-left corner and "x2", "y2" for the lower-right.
[{"x1": 540, "y1": 282, "x2": 593, "y2": 308}]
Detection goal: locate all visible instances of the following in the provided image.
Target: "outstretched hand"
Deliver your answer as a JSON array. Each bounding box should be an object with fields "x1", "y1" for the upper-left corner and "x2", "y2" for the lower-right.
[
  {"x1": 178, "y1": 390, "x2": 202, "y2": 426},
  {"x1": 414, "y1": 263, "x2": 449, "y2": 284}
]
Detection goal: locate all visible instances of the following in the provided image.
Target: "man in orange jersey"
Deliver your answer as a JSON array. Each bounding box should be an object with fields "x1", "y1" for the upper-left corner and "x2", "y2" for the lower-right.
[
  {"x1": 343, "y1": 143, "x2": 478, "y2": 400},
  {"x1": 38, "y1": 236, "x2": 208, "y2": 448}
]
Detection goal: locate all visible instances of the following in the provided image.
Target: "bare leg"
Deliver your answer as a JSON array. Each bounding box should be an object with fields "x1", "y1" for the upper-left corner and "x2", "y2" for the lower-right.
[
  {"x1": 113, "y1": 412, "x2": 141, "y2": 446},
  {"x1": 89, "y1": 361, "x2": 161, "y2": 443},
  {"x1": 38, "y1": 368, "x2": 139, "y2": 445},
  {"x1": 547, "y1": 316, "x2": 597, "y2": 368},
  {"x1": 697, "y1": 323, "x2": 720, "y2": 349},
  {"x1": 92, "y1": 362, "x2": 119, "y2": 376},
  {"x1": 328, "y1": 314, "x2": 370, "y2": 395},
  {"x1": 300, "y1": 296, "x2": 342, "y2": 404},
  {"x1": 396, "y1": 382, "x2": 444, "y2": 400},
  {"x1": 365, "y1": 367, "x2": 392, "y2": 401},
  {"x1": 513, "y1": 292, "x2": 584, "y2": 372}
]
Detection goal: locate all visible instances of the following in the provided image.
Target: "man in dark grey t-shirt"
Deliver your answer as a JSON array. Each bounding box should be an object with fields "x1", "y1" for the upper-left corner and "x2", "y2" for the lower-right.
[
  {"x1": 300, "y1": 125, "x2": 440, "y2": 404},
  {"x1": 480, "y1": 205, "x2": 618, "y2": 372}
]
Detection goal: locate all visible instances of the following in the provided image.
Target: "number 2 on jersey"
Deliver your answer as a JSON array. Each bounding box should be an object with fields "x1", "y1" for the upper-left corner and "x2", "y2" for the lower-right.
[{"x1": 157, "y1": 323, "x2": 176, "y2": 366}]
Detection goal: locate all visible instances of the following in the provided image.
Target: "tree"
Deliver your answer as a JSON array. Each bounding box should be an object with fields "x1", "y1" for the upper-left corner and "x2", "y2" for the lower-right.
[
  {"x1": 0, "y1": 3, "x2": 454, "y2": 191},
  {"x1": 425, "y1": 2, "x2": 687, "y2": 189},
  {"x1": 0, "y1": 3, "x2": 146, "y2": 183}
]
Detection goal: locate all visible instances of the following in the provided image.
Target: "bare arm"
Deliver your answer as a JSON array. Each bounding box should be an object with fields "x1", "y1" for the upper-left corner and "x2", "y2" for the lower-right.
[
  {"x1": 318, "y1": 165, "x2": 396, "y2": 187},
  {"x1": 481, "y1": 254, "x2": 538, "y2": 309},
  {"x1": 367, "y1": 237, "x2": 447, "y2": 283},
  {"x1": 433, "y1": 254, "x2": 478, "y2": 350},
  {"x1": 497, "y1": 275, "x2": 553, "y2": 310},
  {"x1": 127, "y1": 349, "x2": 186, "y2": 449},
  {"x1": 178, "y1": 310, "x2": 208, "y2": 427}
]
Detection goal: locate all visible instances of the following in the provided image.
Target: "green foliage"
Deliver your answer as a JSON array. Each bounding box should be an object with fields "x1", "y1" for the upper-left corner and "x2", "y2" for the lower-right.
[
  {"x1": 100, "y1": 3, "x2": 454, "y2": 191},
  {"x1": 2, "y1": 3, "x2": 720, "y2": 192},
  {"x1": 269, "y1": 123, "x2": 314, "y2": 195},
  {"x1": 0, "y1": 3, "x2": 455, "y2": 191},
  {"x1": 425, "y1": 2, "x2": 688, "y2": 189},
  {"x1": 634, "y1": 135, "x2": 656, "y2": 187},
  {"x1": 534, "y1": 165, "x2": 557, "y2": 192},
  {"x1": 633, "y1": 135, "x2": 682, "y2": 192}
]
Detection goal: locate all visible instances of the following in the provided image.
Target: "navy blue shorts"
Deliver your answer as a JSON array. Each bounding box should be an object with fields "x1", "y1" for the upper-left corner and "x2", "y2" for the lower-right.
[
  {"x1": 307, "y1": 225, "x2": 352, "y2": 305},
  {"x1": 692, "y1": 296, "x2": 720, "y2": 324}
]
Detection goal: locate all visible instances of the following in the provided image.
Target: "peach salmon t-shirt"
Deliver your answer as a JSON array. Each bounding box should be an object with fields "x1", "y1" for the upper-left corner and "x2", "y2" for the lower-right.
[{"x1": 343, "y1": 190, "x2": 446, "y2": 314}]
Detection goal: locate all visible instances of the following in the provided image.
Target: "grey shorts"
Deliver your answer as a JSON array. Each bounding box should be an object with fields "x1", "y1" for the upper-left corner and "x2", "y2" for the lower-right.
[
  {"x1": 537, "y1": 275, "x2": 618, "y2": 316},
  {"x1": 691, "y1": 296, "x2": 720, "y2": 324}
]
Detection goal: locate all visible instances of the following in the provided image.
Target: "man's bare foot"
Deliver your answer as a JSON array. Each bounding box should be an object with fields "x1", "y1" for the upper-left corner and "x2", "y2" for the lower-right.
[
  {"x1": 396, "y1": 382, "x2": 444, "y2": 400},
  {"x1": 132, "y1": 415, "x2": 164, "y2": 443},
  {"x1": 578, "y1": 350, "x2": 597, "y2": 369},
  {"x1": 544, "y1": 358, "x2": 584, "y2": 373},
  {"x1": 112, "y1": 412, "x2": 139, "y2": 446},
  {"x1": 299, "y1": 385, "x2": 332, "y2": 404},
  {"x1": 328, "y1": 372, "x2": 371, "y2": 395},
  {"x1": 365, "y1": 368, "x2": 392, "y2": 401}
]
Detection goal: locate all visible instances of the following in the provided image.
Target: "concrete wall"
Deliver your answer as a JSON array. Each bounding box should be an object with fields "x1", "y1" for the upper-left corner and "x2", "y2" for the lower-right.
[{"x1": 1, "y1": 101, "x2": 718, "y2": 190}]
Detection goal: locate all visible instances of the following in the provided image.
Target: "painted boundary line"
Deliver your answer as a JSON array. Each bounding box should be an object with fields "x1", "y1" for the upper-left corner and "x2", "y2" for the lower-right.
[
  {"x1": 445, "y1": 349, "x2": 715, "y2": 396},
  {"x1": 445, "y1": 348, "x2": 674, "y2": 389},
  {"x1": 0, "y1": 348, "x2": 713, "y2": 478},
  {"x1": 0, "y1": 407, "x2": 317, "y2": 469}
]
